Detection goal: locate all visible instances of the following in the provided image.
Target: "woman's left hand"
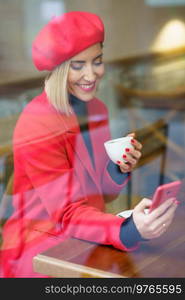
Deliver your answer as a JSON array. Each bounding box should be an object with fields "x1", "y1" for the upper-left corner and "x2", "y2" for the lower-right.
[{"x1": 118, "y1": 133, "x2": 142, "y2": 173}]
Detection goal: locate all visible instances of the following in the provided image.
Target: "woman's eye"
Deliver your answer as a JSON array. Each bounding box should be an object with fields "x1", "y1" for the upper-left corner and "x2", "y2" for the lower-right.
[
  {"x1": 70, "y1": 63, "x2": 83, "y2": 70},
  {"x1": 94, "y1": 60, "x2": 103, "y2": 66}
]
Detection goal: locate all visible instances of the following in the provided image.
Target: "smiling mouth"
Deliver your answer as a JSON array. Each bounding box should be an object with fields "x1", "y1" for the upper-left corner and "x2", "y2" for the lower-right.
[{"x1": 77, "y1": 82, "x2": 96, "y2": 92}]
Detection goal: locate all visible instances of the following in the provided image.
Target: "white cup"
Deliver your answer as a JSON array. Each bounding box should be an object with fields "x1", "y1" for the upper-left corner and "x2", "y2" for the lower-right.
[{"x1": 104, "y1": 136, "x2": 133, "y2": 164}]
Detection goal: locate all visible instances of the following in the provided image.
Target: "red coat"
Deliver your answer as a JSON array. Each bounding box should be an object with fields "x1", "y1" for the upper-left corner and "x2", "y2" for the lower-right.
[{"x1": 1, "y1": 91, "x2": 135, "y2": 277}]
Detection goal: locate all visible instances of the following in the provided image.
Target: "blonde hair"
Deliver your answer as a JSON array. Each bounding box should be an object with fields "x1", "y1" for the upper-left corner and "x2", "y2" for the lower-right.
[{"x1": 45, "y1": 60, "x2": 72, "y2": 115}]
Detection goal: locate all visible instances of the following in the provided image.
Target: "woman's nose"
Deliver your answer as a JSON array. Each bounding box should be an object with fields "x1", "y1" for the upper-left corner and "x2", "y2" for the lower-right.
[{"x1": 83, "y1": 65, "x2": 96, "y2": 81}]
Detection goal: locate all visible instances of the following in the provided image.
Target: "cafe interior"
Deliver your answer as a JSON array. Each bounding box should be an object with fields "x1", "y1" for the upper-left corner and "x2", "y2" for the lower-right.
[{"x1": 0, "y1": 0, "x2": 185, "y2": 278}]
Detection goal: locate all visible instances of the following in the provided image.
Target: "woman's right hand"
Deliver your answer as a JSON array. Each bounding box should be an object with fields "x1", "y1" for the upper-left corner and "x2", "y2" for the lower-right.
[{"x1": 132, "y1": 197, "x2": 178, "y2": 240}]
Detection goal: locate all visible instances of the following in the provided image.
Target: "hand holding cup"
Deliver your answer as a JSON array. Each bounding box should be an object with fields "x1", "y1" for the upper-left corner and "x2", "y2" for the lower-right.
[{"x1": 104, "y1": 133, "x2": 142, "y2": 173}]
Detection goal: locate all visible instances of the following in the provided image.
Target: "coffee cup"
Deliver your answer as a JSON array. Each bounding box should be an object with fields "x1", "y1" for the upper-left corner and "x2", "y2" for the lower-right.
[{"x1": 104, "y1": 136, "x2": 133, "y2": 164}]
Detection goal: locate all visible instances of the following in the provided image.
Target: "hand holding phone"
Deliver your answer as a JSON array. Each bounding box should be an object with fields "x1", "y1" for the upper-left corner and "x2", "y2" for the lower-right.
[{"x1": 149, "y1": 180, "x2": 181, "y2": 212}]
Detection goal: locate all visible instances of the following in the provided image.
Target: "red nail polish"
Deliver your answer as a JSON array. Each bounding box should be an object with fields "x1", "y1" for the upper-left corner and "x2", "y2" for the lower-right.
[
  {"x1": 117, "y1": 160, "x2": 121, "y2": 164},
  {"x1": 174, "y1": 200, "x2": 180, "y2": 205},
  {"x1": 122, "y1": 155, "x2": 127, "y2": 158},
  {"x1": 125, "y1": 148, "x2": 130, "y2": 152}
]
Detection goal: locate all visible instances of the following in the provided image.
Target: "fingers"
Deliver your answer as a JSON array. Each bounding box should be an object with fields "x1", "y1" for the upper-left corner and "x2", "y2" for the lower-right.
[
  {"x1": 126, "y1": 132, "x2": 142, "y2": 150},
  {"x1": 146, "y1": 223, "x2": 167, "y2": 239},
  {"x1": 127, "y1": 132, "x2": 135, "y2": 138},
  {"x1": 123, "y1": 148, "x2": 141, "y2": 165},
  {"x1": 118, "y1": 134, "x2": 142, "y2": 171},
  {"x1": 130, "y1": 138, "x2": 142, "y2": 151},
  {"x1": 118, "y1": 147, "x2": 142, "y2": 171},
  {"x1": 144, "y1": 207, "x2": 176, "y2": 239},
  {"x1": 132, "y1": 197, "x2": 178, "y2": 239},
  {"x1": 132, "y1": 149, "x2": 142, "y2": 160},
  {"x1": 142, "y1": 200, "x2": 177, "y2": 239},
  {"x1": 118, "y1": 162, "x2": 131, "y2": 173},
  {"x1": 118, "y1": 158, "x2": 139, "y2": 172},
  {"x1": 157, "y1": 201, "x2": 177, "y2": 227},
  {"x1": 134, "y1": 198, "x2": 153, "y2": 212},
  {"x1": 123, "y1": 155, "x2": 137, "y2": 166},
  {"x1": 149, "y1": 198, "x2": 176, "y2": 219}
]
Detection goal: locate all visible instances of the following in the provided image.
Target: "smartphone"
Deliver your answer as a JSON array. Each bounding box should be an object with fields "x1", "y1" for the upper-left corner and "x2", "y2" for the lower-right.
[{"x1": 149, "y1": 180, "x2": 181, "y2": 212}]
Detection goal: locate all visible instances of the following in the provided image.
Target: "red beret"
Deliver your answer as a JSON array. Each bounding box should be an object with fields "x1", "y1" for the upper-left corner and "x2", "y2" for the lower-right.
[{"x1": 32, "y1": 11, "x2": 104, "y2": 71}]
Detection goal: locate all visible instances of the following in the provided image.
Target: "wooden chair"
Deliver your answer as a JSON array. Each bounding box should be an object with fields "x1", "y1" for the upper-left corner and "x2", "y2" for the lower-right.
[
  {"x1": 0, "y1": 145, "x2": 13, "y2": 234},
  {"x1": 0, "y1": 144, "x2": 13, "y2": 193}
]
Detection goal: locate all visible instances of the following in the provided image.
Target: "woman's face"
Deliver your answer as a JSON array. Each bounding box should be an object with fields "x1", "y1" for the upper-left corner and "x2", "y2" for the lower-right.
[{"x1": 67, "y1": 43, "x2": 105, "y2": 101}]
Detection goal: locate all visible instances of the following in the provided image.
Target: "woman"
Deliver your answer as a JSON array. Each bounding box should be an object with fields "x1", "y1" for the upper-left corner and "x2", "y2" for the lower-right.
[{"x1": 1, "y1": 11, "x2": 177, "y2": 277}]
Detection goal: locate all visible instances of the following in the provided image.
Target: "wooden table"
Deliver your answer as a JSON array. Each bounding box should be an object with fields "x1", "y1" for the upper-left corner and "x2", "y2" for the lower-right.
[{"x1": 33, "y1": 205, "x2": 185, "y2": 278}]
